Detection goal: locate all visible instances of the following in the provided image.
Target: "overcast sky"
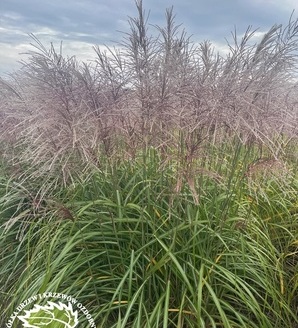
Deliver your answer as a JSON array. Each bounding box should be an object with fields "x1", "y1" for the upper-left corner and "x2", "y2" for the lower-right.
[{"x1": 0, "y1": 0, "x2": 298, "y2": 75}]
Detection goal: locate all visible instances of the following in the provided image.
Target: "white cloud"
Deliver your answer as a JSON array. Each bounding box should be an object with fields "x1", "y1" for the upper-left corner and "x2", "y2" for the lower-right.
[
  {"x1": 0, "y1": 39, "x2": 101, "y2": 74},
  {"x1": 61, "y1": 40, "x2": 96, "y2": 63},
  {"x1": 33, "y1": 26, "x2": 59, "y2": 36},
  {"x1": 211, "y1": 41, "x2": 230, "y2": 56},
  {"x1": 0, "y1": 25, "x2": 27, "y2": 38},
  {"x1": 0, "y1": 43, "x2": 29, "y2": 74},
  {"x1": 2, "y1": 11, "x2": 23, "y2": 21}
]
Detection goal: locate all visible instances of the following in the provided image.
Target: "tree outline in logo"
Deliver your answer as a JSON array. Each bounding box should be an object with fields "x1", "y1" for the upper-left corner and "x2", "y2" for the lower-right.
[{"x1": 17, "y1": 301, "x2": 79, "y2": 328}]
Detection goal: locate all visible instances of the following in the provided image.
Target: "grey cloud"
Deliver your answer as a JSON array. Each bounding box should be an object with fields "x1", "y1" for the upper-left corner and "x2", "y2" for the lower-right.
[
  {"x1": 0, "y1": 0, "x2": 135, "y2": 44},
  {"x1": 0, "y1": 0, "x2": 298, "y2": 74}
]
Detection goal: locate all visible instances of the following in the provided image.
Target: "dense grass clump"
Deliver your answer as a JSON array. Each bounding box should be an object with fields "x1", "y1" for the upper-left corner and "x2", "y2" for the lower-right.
[
  {"x1": 1, "y1": 144, "x2": 297, "y2": 327},
  {"x1": 0, "y1": 1, "x2": 298, "y2": 327}
]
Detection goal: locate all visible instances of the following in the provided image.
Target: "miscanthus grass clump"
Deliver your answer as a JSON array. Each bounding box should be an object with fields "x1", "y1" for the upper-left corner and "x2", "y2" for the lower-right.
[
  {"x1": 0, "y1": 1, "x2": 298, "y2": 327},
  {"x1": 1, "y1": 144, "x2": 297, "y2": 327}
]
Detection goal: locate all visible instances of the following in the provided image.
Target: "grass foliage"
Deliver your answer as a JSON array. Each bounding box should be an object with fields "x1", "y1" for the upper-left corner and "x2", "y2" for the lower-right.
[{"x1": 0, "y1": 1, "x2": 298, "y2": 327}]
